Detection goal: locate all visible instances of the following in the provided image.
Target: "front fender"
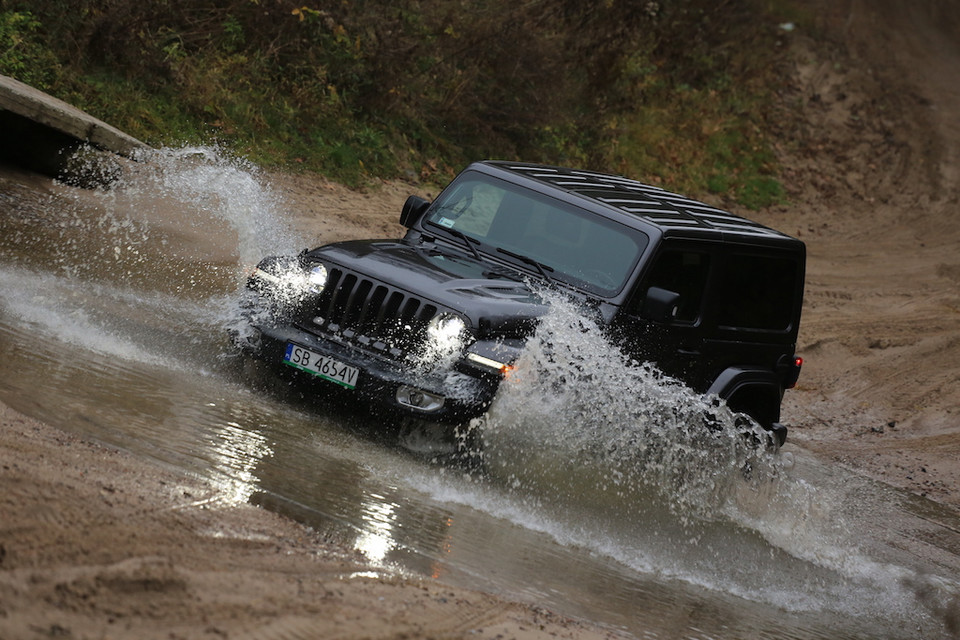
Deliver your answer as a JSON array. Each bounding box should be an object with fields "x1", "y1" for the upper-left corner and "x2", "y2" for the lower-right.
[{"x1": 458, "y1": 338, "x2": 526, "y2": 377}]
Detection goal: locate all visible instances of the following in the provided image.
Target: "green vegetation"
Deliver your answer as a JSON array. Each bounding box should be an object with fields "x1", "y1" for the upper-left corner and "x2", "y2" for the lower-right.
[
  {"x1": 0, "y1": 9, "x2": 59, "y2": 88},
  {"x1": 0, "y1": 0, "x2": 798, "y2": 206}
]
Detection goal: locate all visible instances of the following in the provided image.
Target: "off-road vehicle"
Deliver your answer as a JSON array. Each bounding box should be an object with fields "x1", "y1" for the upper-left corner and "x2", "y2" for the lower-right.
[{"x1": 236, "y1": 161, "x2": 804, "y2": 446}]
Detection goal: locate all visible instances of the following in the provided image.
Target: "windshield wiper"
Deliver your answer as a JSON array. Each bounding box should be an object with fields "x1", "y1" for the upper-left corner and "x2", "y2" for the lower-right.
[
  {"x1": 496, "y1": 247, "x2": 554, "y2": 283},
  {"x1": 445, "y1": 228, "x2": 482, "y2": 260}
]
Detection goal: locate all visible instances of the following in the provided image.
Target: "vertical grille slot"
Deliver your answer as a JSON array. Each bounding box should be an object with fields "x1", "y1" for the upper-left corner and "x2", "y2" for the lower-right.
[
  {"x1": 418, "y1": 304, "x2": 438, "y2": 322},
  {"x1": 400, "y1": 298, "x2": 421, "y2": 322},
  {"x1": 381, "y1": 291, "x2": 404, "y2": 323},
  {"x1": 342, "y1": 279, "x2": 372, "y2": 325},
  {"x1": 326, "y1": 272, "x2": 357, "y2": 321},
  {"x1": 365, "y1": 286, "x2": 388, "y2": 329}
]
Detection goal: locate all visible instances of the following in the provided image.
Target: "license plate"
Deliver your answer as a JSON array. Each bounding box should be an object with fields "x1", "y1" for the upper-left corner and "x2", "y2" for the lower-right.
[{"x1": 283, "y1": 343, "x2": 359, "y2": 389}]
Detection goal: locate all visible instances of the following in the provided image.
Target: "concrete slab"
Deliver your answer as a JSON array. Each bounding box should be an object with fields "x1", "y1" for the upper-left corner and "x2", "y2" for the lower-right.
[{"x1": 0, "y1": 73, "x2": 149, "y2": 157}]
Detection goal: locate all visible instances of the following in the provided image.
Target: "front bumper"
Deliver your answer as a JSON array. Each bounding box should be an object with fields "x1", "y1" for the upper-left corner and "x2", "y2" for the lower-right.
[{"x1": 247, "y1": 322, "x2": 501, "y2": 424}]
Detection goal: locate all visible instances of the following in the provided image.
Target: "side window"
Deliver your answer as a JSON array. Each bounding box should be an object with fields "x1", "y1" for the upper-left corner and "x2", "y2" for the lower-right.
[
  {"x1": 716, "y1": 255, "x2": 798, "y2": 331},
  {"x1": 634, "y1": 249, "x2": 710, "y2": 322}
]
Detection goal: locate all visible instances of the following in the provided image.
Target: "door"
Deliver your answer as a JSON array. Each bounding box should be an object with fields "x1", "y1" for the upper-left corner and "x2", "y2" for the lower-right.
[{"x1": 616, "y1": 243, "x2": 715, "y2": 391}]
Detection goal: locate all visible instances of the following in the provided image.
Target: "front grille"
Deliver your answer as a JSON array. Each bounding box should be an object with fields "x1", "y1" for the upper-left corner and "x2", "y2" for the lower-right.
[{"x1": 298, "y1": 267, "x2": 438, "y2": 358}]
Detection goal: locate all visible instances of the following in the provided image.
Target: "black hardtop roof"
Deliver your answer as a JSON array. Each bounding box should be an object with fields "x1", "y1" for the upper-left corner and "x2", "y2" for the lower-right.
[{"x1": 481, "y1": 160, "x2": 801, "y2": 246}]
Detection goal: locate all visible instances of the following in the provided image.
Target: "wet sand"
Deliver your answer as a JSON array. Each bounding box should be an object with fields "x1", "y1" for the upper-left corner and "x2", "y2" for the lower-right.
[{"x1": 0, "y1": 401, "x2": 628, "y2": 639}]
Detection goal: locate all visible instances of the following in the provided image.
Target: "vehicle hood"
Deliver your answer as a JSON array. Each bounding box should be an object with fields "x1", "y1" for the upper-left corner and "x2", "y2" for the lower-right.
[{"x1": 307, "y1": 240, "x2": 549, "y2": 336}]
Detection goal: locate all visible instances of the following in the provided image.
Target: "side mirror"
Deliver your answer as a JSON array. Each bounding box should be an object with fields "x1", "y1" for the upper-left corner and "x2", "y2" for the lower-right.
[
  {"x1": 640, "y1": 286, "x2": 680, "y2": 323},
  {"x1": 400, "y1": 195, "x2": 431, "y2": 228}
]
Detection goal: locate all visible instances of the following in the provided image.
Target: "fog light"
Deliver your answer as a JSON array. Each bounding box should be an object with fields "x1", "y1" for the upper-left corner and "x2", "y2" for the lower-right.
[
  {"x1": 396, "y1": 385, "x2": 445, "y2": 412},
  {"x1": 235, "y1": 326, "x2": 262, "y2": 352}
]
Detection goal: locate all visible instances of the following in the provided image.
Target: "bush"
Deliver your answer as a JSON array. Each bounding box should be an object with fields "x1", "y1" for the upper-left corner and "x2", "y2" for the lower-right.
[
  {"x1": 0, "y1": 10, "x2": 60, "y2": 88},
  {"x1": 0, "y1": 0, "x2": 795, "y2": 203}
]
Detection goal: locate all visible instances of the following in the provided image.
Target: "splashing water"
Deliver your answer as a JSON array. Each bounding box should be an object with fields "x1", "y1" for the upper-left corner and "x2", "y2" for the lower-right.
[
  {"x1": 121, "y1": 145, "x2": 300, "y2": 263},
  {"x1": 0, "y1": 145, "x2": 307, "y2": 368},
  {"x1": 479, "y1": 290, "x2": 782, "y2": 523},
  {"x1": 46, "y1": 145, "x2": 303, "y2": 296},
  {"x1": 461, "y1": 291, "x2": 960, "y2": 629}
]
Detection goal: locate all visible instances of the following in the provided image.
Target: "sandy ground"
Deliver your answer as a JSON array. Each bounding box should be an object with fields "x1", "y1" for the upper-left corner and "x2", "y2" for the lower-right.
[
  {"x1": 1, "y1": 0, "x2": 959, "y2": 638},
  {"x1": 760, "y1": 0, "x2": 960, "y2": 505},
  {"x1": 0, "y1": 403, "x2": 630, "y2": 640}
]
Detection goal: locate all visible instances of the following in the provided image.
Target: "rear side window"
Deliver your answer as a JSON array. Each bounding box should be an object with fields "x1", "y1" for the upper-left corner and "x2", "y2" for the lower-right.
[{"x1": 716, "y1": 254, "x2": 798, "y2": 331}]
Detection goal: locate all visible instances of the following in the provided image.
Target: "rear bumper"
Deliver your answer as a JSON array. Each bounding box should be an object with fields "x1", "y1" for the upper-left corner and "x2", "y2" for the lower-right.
[{"x1": 246, "y1": 323, "x2": 499, "y2": 424}]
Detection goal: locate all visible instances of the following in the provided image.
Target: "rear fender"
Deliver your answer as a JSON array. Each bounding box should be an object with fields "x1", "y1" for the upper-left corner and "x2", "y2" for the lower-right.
[{"x1": 706, "y1": 367, "x2": 784, "y2": 430}]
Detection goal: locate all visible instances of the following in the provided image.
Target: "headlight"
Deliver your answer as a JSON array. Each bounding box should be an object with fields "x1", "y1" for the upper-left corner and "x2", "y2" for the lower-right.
[
  {"x1": 306, "y1": 264, "x2": 328, "y2": 293},
  {"x1": 254, "y1": 263, "x2": 327, "y2": 293},
  {"x1": 426, "y1": 313, "x2": 468, "y2": 352}
]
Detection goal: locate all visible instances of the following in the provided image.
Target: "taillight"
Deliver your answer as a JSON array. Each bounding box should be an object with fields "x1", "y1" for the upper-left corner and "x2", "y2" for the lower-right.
[{"x1": 786, "y1": 356, "x2": 803, "y2": 389}]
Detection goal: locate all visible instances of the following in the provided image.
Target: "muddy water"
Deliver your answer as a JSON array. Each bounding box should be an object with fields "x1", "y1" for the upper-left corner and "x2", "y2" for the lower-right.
[{"x1": 1, "y1": 150, "x2": 959, "y2": 639}]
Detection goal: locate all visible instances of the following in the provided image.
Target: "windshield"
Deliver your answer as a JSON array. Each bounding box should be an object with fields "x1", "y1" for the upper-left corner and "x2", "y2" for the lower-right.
[{"x1": 424, "y1": 172, "x2": 648, "y2": 296}]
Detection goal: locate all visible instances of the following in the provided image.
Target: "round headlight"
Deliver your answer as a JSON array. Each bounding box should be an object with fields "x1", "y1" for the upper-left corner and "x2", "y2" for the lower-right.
[
  {"x1": 426, "y1": 313, "x2": 468, "y2": 350},
  {"x1": 306, "y1": 264, "x2": 328, "y2": 293}
]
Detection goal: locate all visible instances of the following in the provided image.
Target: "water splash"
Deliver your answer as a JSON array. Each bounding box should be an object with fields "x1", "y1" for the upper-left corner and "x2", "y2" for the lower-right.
[
  {"x1": 47, "y1": 144, "x2": 303, "y2": 298},
  {"x1": 0, "y1": 265, "x2": 174, "y2": 368},
  {"x1": 478, "y1": 291, "x2": 782, "y2": 523},
  {"x1": 0, "y1": 145, "x2": 307, "y2": 370},
  {"x1": 452, "y1": 292, "x2": 960, "y2": 630},
  {"x1": 121, "y1": 145, "x2": 300, "y2": 263}
]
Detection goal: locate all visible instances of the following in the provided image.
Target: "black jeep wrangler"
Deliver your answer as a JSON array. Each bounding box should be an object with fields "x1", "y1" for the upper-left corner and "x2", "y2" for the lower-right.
[{"x1": 236, "y1": 161, "x2": 804, "y2": 446}]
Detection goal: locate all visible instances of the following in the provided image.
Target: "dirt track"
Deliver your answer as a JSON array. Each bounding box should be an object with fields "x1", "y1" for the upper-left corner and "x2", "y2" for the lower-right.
[{"x1": 760, "y1": 0, "x2": 960, "y2": 504}]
